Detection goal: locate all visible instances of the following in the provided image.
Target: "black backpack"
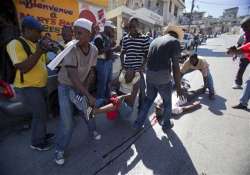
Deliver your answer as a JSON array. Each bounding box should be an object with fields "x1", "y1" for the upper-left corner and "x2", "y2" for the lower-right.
[{"x1": 2, "y1": 37, "x2": 32, "y2": 84}]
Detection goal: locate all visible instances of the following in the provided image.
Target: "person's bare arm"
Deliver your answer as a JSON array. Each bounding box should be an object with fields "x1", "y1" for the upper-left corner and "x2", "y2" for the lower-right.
[
  {"x1": 172, "y1": 63, "x2": 183, "y2": 97},
  {"x1": 172, "y1": 41, "x2": 183, "y2": 98},
  {"x1": 120, "y1": 51, "x2": 126, "y2": 69},
  {"x1": 15, "y1": 48, "x2": 44, "y2": 73},
  {"x1": 93, "y1": 94, "x2": 131, "y2": 115}
]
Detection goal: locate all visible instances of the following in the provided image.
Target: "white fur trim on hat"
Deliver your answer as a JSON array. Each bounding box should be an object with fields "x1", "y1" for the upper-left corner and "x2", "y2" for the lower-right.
[{"x1": 73, "y1": 18, "x2": 93, "y2": 32}]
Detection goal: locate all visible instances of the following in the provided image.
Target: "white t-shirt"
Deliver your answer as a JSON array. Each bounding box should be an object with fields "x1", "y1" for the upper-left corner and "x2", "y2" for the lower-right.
[{"x1": 118, "y1": 70, "x2": 140, "y2": 94}]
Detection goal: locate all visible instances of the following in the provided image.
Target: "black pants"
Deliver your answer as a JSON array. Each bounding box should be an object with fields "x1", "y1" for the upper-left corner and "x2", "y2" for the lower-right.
[{"x1": 235, "y1": 58, "x2": 249, "y2": 86}]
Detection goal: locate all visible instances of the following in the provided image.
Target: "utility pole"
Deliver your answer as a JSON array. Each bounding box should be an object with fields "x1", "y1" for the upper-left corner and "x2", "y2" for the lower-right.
[{"x1": 188, "y1": 0, "x2": 195, "y2": 33}]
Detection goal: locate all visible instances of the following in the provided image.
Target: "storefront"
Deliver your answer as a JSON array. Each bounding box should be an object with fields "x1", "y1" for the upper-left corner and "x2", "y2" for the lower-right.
[{"x1": 106, "y1": 6, "x2": 164, "y2": 43}]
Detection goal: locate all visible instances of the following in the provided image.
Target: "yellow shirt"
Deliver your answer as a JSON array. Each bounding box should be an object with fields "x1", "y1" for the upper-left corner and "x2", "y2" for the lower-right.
[{"x1": 6, "y1": 37, "x2": 48, "y2": 88}]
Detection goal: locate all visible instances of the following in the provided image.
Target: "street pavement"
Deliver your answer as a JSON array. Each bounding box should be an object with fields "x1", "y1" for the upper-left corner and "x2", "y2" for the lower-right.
[{"x1": 0, "y1": 34, "x2": 249, "y2": 175}]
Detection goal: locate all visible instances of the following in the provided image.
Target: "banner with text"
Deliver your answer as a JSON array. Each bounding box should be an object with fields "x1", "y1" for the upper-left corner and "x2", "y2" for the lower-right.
[{"x1": 15, "y1": 0, "x2": 79, "y2": 41}]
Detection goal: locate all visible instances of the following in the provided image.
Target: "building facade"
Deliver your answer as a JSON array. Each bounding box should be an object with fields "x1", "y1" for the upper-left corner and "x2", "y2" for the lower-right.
[{"x1": 107, "y1": 0, "x2": 185, "y2": 42}]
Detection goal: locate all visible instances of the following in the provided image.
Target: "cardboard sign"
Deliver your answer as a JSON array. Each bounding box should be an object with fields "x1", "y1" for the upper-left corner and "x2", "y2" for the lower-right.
[{"x1": 15, "y1": 0, "x2": 79, "y2": 41}]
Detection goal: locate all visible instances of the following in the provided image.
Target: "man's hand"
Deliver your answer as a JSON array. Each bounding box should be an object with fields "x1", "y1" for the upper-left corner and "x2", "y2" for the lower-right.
[
  {"x1": 176, "y1": 86, "x2": 185, "y2": 100},
  {"x1": 232, "y1": 55, "x2": 237, "y2": 61},
  {"x1": 227, "y1": 46, "x2": 237, "y2": 55},
  {"x1": 37, "y1": 37, "x2": 52, "y2": 53},
  {"x1": 87, "y1": 95, "x2": 96, "y2": 107}
]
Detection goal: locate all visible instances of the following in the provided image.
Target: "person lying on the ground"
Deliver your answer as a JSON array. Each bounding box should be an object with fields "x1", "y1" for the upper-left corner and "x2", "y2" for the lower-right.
[
  {"x1": 180, "y1": 53, "x2": 215, "y2": 100},
  {"x1": 155, "y1": 101, "x2": 201, "y2": 117},
  {"x1": 71, "y1": 68, "x2": 141, "y2": 121}
]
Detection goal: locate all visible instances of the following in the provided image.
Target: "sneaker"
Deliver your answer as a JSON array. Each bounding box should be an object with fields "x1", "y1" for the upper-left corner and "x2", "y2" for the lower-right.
[
  {"x1": 45, "y1": 133, "x2": 55, "y2": 141},
  {"x1": 93, "y1": 131, "x2": 101, "y2": 140},
  {"x1": 55, "y1": 151, "x2": 65, "y2": 165},
  {"x1": 232, "y1": 84, "x2": 243, "y2": 89},
  {"x1": 30, "y1": 141, "x2": 52, "y2": 151},
  {"x1": 162, "y1": 119, "x2": 174, "y2": 132},
  {"x1": 232, "y1": 103, "x2": 248, "y2": 110}
]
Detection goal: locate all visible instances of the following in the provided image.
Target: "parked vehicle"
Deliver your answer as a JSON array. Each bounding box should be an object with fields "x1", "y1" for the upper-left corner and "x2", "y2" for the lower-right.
[{"x1": 0, "y1": 69, "x2": 59, "y2": 130}]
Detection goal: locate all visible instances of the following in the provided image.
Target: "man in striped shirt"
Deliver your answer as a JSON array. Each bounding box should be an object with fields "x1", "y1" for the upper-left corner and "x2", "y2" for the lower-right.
[
  {"x1": 120, "y1": 17, "x2": 150, "y2": 110},
  {"x1": 121, "y1": 17, "x2": 150, "y2": 71}
]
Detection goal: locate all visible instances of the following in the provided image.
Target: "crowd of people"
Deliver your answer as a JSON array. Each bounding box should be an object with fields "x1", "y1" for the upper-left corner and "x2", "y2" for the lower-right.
[{"x1": 4, "y1": 14, "x2": 249, "y2": 166}]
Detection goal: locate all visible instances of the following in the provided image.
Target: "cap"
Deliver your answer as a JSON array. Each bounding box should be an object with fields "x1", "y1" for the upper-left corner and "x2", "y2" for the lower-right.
[
  {"x1": 104, "y1": 20, "x2": 116, "y2": 29},
  {"x1": 73, "y1": 18, "x2": 93, "y2": 33},
  {"x1": 21, "y1": 16, "x2": 43, "y2": 32}
]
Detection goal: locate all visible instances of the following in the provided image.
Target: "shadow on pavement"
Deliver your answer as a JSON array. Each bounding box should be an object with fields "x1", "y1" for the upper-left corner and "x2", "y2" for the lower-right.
[
  {"x1": 129, "y1": 127, "x2": 199, "y2": 175},
  {"x1": 189, "y1": 88, "x2": 227, "y2": 116}
]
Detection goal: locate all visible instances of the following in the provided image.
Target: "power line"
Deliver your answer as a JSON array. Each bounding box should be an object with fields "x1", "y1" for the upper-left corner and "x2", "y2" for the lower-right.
[{"x1": 188, "y1": 0, "x2": 195, "y2": 32}]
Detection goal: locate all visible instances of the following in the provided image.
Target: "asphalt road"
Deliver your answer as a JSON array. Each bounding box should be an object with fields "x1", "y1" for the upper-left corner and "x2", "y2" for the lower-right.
[{"x1": 0, "y1": 34, "x2": 249, "y2": 175}]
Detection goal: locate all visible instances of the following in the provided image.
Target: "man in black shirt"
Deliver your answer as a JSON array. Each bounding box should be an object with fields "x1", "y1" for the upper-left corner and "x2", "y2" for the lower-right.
[{"x1": 133, "y1": 25, "x2": 183, "y2": 131}]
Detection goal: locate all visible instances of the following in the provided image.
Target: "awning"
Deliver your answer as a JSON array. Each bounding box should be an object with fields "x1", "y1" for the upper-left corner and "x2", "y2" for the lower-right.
[
  {"x1": 106, "y1": 6, "x2": 164, "y2": 27},
  {"x1": 134, "y1": 8, "x2": 163, "y2": 26}
]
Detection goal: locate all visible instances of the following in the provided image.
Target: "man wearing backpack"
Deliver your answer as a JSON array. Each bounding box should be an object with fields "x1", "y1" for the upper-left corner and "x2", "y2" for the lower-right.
[{"x1": 6, "y1": 16, "x2": 53, "y2": 151}]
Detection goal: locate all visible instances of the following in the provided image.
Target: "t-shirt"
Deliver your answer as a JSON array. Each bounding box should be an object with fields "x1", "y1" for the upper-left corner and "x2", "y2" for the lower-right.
[
  {"x1": 122, "y1": 33, "x2": 150, "y2": 70},
  {"x1": 118, "y1": 70, "x2": 140, "y2": 94},
  {"x1": 6, "y1": 37, "x2": 48, "y2": 88},
  {"x1": 240, "y1": 42, "x2": 250, "y2": 61},
  {"x1": 94, "y1": 33, "x2": 113, "y2": 59},
  {"x1": 146, "y1": 35, "x2": 181, "y2": 84},
  {"x1": 58, "y1": 43, "x2": 98, "y2": 86},
  {"x1": 180, "y1": 57, "x2": 209, "y2": 77}
]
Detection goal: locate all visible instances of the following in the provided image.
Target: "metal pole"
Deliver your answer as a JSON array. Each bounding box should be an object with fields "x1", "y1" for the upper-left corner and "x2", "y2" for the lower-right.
[{"x1": 188, "y1": 0, "x2": 195, "y2": 33}]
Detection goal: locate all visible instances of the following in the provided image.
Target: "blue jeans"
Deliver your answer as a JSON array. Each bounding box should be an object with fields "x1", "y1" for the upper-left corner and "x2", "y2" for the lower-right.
[
  {"x1": 240, "y1": 78, "x2": 250, "y2": 107},
  {"x1": 204, "y1": 71, "x2": 215, "y2": 94},
  {"x1": 96, "y1": 59, "x2": 113, "y2": 99},
  {"x1": 15, "y1": 87, "x2": 48, "y2": 145},
  {"x1": 134, "y1": 81, "x2": 172, "y2": 128},
  {"x1": 55, "y1": 84, "x2": 97, "y2": 152}
]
